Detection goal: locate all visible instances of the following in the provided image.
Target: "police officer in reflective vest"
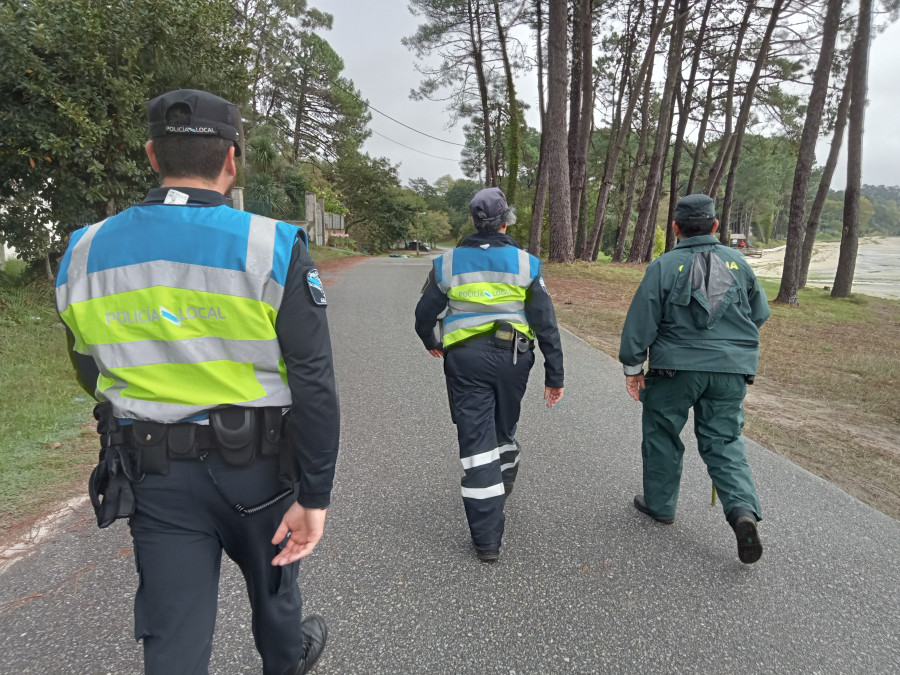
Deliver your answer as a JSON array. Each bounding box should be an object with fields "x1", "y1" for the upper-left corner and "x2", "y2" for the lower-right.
[
  {"x1": 56, "y1": 90, "x2": 338, "y2": 673},
  {"x1": 415, "y1": 187, "x2": 564, "y2": 563},
  {"x1": 619, "y1": 193, "x2": 769, "y2": 564}
]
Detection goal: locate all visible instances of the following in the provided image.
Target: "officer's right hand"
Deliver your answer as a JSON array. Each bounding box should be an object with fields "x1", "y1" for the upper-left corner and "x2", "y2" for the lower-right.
[
  {"x1": 428, "y1": 348, "x2": 444, "y2": 358},
  {"x1": 271, "y1": 503, "x2": 327, "y2": 566},
  {"x1": 625, "y1": 375, "x2": 645, "y2": 402}
]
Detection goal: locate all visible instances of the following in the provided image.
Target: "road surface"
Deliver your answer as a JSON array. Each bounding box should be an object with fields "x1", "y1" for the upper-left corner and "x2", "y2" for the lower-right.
[{"x1": 1, "y1": 255, "x2": 898, "y2": 674}]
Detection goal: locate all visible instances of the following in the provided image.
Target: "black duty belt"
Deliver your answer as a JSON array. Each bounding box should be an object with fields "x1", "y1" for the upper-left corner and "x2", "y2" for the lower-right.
[
  {"x1": 452, "y1": 332, "x2": 535, "y2": 352},
  {"x1": 450, "y1": 323, "x2": 534, "y2": 365},
  {"x1": 125, "y1": 407, "x2": 286, "y2": 475}
]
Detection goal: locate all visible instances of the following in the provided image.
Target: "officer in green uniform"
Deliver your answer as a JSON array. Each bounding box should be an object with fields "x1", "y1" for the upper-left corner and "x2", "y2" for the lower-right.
[{"x1": 619, "y1": 194, "x2": 770, "y2": 564}]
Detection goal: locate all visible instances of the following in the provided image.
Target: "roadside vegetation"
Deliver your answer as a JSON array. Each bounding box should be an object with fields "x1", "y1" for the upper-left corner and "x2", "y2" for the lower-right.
[
  {"x1": 0, "y1": 268, "x2": 97, "y2": 537},
  {"x1": 544, "y1": 262, "x2": 900, "y2": 520},
  {"x1": 308, "y1": 242, "x2": 363, "y2": 265}
]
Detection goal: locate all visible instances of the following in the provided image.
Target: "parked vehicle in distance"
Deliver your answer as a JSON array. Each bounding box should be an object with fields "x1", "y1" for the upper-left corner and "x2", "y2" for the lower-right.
[
  {"x1": 404, "y1": 240, "x2": 430, "y2": 252},
  {"x1": 730, "y1": 234, "x2": 762, "y2": 257}
]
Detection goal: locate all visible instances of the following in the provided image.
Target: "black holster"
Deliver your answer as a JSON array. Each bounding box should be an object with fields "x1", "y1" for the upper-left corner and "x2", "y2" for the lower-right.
[
  {"x1": 88, "y1": 403, "x2": 137, "y2": 528},
  {"x1": 210, "y1": 408, "x2": 257, "y2": 467}
]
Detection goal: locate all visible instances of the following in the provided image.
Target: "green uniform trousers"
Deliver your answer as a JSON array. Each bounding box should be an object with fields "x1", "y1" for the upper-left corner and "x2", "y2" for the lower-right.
[{"x1": 639, "y1": 370, "x2": 761, "y2": 521}]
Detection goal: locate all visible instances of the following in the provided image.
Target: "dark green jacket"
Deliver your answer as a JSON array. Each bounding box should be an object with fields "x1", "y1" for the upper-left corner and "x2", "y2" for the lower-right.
[{"x1": 619, "y1": 235, "x2": 770, "y2": 375}]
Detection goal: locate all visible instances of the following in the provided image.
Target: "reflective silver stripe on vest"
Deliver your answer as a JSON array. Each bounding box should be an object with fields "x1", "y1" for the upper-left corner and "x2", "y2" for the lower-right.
[
  {"x1": 438, "y1": 248, "x2": 534, "y2": 291},
  {"x1": 56, "y1": 219, "x2": 107, "y2": 313},
  {"x1": 448, "y1": 299, "x2": 525, "y2": 315},
  {"x1": 444, "y1": 312, "x2": 527, "y2": 333},
  {"x1": 247, "y1": 214, "x2": 277, "y2": 277},
  {"x1": 87, "y1": 337, "x2": 283, "y2": 369},
  {"x1": 98, "y1": 372, "x2": 292, "y2": 424},
  {"x1": 58, "y1": 260, "x2": 285, "y2": 309}
]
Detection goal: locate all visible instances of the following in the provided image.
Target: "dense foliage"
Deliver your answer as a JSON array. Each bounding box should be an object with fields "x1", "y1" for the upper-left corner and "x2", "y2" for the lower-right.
[{"x1": 0, "y1": 0, "x2": 249, "y2": 261}]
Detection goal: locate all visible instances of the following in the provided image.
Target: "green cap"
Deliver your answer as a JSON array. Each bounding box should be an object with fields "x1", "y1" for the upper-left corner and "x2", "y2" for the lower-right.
[{"x1": 674, "y1": 193, "x2": 716, "y2": 223}]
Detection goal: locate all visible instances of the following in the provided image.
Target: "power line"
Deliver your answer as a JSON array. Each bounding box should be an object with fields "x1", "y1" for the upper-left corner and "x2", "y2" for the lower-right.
[
  {"x1": 368, "y1": 129, "x2": 462, "y2": 162},
  {"x1": 329, "y1": 77, "x2": 467, "y2": 147}
]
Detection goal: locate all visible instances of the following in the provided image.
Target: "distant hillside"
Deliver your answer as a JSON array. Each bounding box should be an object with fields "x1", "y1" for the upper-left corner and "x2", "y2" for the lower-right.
[{"x1": 821, "y1": 185, "x2": 900, "y2": 236}]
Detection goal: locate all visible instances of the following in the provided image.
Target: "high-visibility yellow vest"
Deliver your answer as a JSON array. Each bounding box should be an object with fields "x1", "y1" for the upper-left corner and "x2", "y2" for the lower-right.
[
  {"x1": 56, "y1": 204, "x2": 304, "y2": 422},
  {"x1": 434, "y1": 244, "x2": 540, "y2": 347}
]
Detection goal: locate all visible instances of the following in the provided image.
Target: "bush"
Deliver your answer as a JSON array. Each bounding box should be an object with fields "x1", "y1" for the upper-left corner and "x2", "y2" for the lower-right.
[
  {"x1": 651, "y1": 226, "x2": 666, "y2": 260},
  {"x1": 0, "y1": 258, "x2": 26, "y2": 281}
]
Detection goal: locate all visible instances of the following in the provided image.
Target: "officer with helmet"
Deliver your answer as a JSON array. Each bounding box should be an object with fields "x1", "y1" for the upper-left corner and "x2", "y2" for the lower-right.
[
  {"x1": 415, "y1": 187, "x2": 565, "y2": 563},
  {"x1": 56, "y1": 89, "x2": 338, "y2": 673}
]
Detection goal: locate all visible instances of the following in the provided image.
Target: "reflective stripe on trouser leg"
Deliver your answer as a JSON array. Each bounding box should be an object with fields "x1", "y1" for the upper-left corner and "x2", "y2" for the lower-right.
[
  {"x1": 444, "y1": 347, "x2": 506, "y2": 549},
  {"x1": 499, "y1": 442, "x2": 520, "y2": 485}
]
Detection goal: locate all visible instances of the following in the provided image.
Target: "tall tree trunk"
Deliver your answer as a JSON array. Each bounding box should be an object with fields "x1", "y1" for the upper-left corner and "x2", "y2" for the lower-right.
[
  {"x1": 775, "y1": 0, "x2": 842, "y2": 305},
  {"x1": 568, "y1": 0, "x2": 584, "y2": 208},
  {"x1": 719, "y1": 0, "x2": 785, "y2": 245},
  {"x1": 493, "y1": 0, "x2": 520, "y2": 203},
  {"x1": 468, "y1": 0, "x2": 496, "y2": 187},
  {"x1": 237, "y1": 117, "x2": 247, "y2": 171},
  {"x1": 832, "y1": 0, "x2": 872, "y2": 298},
  {"x1": 665, "y1": 77, "x2": 684, "y2": 253},
  {"x1": 705, "y1": 0, "x2": 755, "y2": 197},
  {"x1": 592, "y1": 0, "x2": 639, "y2": 260},
  {"x1": 644, "y1": 203, "x2": 657, "y2": 261},
  {"x1": 628, "y1": 0, "x2": 686, "y2": 263},
  {"x1": 529, "y1": 0, "x2": 548, "y2": 256},
  {"x1": 581, "y1": 0, "x2": 670, "y2": 260},
  {"x1": 800, "y1": 72, "x2": 852, "y2": 288},
  {"x1": 666, "y1": 0, "x2": 713, "y2": 252},
  {"x1": 291, "y1": 75, "x2": 309, "y2": 162},
  {"x1": 685, "y1": 70, "x2": 715, "y2": 195},
  {"x1": 613, "y1": 65, "x2": 654, "y2": 262},
  {"x1": 547, "y1": 0, "x2": 573, "y2": 261},
  {"x1": 568, "y1": 0, "x2": 594, "y2": 248}
]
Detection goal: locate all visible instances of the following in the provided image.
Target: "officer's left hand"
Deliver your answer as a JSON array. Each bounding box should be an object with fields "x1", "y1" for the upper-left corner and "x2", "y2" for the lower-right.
[
  {"x1": 428, "y1": 348, "x2": 444, "y2": 358},
  {"x1": 544, "y1": 387, "x2": 564, "y2": 408},
  {"x1": 271, "y1": 503, "x2": 327, "y2": 566}
]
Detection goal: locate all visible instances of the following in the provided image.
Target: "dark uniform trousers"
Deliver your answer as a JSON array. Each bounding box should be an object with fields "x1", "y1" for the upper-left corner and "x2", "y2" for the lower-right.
[
  {"x1": 129, "y1": 451, "x2": 302, "y2": 675},
  {"x1": 639, "y1": 370, "x2": 762, "y2": 522},
  {"x1": 443, "y1": 342, "x2": 534, "y2": 550}
]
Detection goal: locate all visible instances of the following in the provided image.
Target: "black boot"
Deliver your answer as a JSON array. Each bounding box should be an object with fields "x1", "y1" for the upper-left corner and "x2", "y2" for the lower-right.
[
  {"x1": 633, "y1": 495, "x2": 675, "y2": 524},
  {"x1": 727, "y1": 508, "x2": 763, "y2": 564},
  {"x1": 292, "y1": 614, "x2": 328, "y2": 675}
]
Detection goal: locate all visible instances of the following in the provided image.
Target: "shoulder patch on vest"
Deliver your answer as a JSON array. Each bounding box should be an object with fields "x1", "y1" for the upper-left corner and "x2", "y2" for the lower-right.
[{"x1": 306, "y1": 269, "x2": 327, "y2": 306}]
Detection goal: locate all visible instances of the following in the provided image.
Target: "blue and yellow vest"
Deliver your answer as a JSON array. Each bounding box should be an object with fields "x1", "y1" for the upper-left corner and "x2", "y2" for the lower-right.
[
  {"x1": 55, "y1": 203, "x2": 304, "y2": 422},
  {"x1": 434, "y1": 244, "x2": 540, "y2": 347}
]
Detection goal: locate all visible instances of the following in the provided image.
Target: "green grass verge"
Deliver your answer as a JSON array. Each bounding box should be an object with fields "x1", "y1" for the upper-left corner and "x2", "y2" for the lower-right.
[
  {"x1": 308, "y1": 243, "x2": 361, "y2": 264},
  {"x1": 0, "y1": 279, "x2": 97, "y2": 528}
]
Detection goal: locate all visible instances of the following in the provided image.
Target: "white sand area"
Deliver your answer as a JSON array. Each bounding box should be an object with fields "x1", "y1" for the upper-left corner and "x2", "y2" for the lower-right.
[{"x1": 747, "y1": 236, "x2": 900, "y2": 299}]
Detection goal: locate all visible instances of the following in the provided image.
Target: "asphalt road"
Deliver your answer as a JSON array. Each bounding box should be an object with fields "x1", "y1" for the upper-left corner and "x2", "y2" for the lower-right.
[{"x1": 2, "y1": 255, "x2": 898, "y2": 674}]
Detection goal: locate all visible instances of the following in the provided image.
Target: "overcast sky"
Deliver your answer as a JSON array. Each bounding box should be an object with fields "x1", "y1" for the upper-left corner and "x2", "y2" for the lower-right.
[{"x1": 314, "y1": 1, "x2": 900, "y2": 190}]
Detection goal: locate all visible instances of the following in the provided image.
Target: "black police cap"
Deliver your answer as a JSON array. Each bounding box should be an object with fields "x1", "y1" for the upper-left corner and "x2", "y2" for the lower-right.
[
  {"x1": 469, "y1": 187, "x2": 509, "y2": 224},
  {"x1": 147, "y1": 89, "x2": 241, "y2": 156},
  {"x1": 674, "y1": 193, "x2": 717, "y2": 222}
]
